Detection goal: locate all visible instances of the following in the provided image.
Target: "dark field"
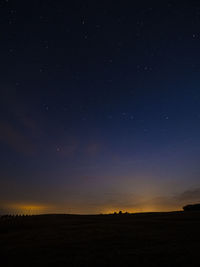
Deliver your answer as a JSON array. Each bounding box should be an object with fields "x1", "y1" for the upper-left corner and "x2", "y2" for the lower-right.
[{"x1": 1, "y1": 212, "x2": 200, "y2": 266}]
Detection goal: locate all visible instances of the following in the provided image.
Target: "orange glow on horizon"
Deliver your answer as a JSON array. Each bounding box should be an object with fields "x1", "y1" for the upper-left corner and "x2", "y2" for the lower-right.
[
  {"x1": 2, "y1": 200, "x2": 183, "y2": 215},
  {"x1": 101, "y1": 205, "x2": 181, "y2": 214},
  {"x1": 5, "y1": 203, "x2": 49, "y2": 214}
]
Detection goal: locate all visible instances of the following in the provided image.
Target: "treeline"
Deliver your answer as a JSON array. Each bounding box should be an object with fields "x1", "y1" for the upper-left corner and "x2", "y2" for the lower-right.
[{"x1": 183, "y1": 203, "x2": 200, "y2": 211}]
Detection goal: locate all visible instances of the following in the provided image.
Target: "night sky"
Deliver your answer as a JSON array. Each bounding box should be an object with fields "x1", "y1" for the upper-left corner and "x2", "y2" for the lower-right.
[{"x1": 1, "y1": 1, "x2": 200, "y2": 214}]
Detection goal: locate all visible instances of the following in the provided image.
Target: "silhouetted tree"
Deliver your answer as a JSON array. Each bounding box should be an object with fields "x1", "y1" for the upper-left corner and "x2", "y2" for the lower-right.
[{"x1": 183, "y1": 203, "x2": 200, "y2": 211}]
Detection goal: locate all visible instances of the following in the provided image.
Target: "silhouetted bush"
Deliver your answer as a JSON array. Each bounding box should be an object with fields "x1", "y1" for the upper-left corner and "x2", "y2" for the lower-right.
[
  {"x1": 113, "y1": 211, "x2": 129, "y2": 215},
  {"x1": 183, "y1": 203, "x2": 200, "y2": 211}
]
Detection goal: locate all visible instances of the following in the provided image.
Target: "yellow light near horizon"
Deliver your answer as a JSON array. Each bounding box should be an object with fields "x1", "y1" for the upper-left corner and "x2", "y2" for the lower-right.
[
  {"x1": 18, "y1": 204, "x2": 44, "y2": 211},
  {"x1": 7, "y1": 203, "x2": 47, "y2": 214},
  {"x1": 101, "y1": 204, "x2": 180, "y2": 214}
]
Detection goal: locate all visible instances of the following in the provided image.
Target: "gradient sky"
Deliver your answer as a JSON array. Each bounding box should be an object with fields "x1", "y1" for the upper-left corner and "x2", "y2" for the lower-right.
[{"x1": 1, "y1": 1, "x2": 200, "y2": 214}]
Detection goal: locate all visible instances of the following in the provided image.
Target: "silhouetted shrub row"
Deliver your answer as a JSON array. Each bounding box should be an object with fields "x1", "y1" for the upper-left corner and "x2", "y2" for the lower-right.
[{"x1": 0, "y1": 214, "x2": 31, "y2": 220}]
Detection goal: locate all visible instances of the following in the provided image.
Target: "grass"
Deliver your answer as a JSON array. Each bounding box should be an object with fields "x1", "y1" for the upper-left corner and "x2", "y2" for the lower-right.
[{"x1": 1, "y1": 211, "x2": 200, "y2": 266}]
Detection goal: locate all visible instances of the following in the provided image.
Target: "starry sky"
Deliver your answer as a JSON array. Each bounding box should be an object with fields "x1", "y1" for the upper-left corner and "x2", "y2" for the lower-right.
[{"x1": 1, "y1": 1, "x2": 200, "y2": 214}]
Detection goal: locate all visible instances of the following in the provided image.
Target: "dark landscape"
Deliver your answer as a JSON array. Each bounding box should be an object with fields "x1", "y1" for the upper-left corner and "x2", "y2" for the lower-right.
[{"x1": 1, "y1": 211, "x2": 200, "y2": 266}]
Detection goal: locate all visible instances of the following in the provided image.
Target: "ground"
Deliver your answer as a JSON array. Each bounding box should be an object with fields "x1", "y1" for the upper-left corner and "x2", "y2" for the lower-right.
[{"x1": 1, "y1": 212, "x2": 200, "y2": 266}]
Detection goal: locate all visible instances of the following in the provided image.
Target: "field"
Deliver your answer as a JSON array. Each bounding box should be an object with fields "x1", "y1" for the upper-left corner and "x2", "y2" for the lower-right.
[{"x1": 1, "y1": 212, "x2": 200, "y2": 266}]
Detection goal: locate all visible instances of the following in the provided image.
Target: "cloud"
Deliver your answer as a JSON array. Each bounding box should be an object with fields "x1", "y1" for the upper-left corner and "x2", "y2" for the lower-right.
[
  {"x1": 57, "y1": 138, "x2": 79, "y2": 157},
  {"x1": 176, "y1": 188, "x2": 200, "y2": 202},
  {"x1": 86, "y1": 142, "x2": 102, "y2": 157},
  {"x1": 0, "y1": 86, "x2": 43, "y2": 155},
  {"x1": 0, "y1": 121, "x2": 35, "y2": 155},
  {"x1": 56, "y1": 139, "x2": 104, "y2": 159}
]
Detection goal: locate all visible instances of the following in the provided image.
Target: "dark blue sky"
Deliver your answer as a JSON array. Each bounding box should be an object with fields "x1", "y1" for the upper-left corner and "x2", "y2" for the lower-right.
[{"x1": 1, "y1": 1, "x2": 200, "y2": 214}]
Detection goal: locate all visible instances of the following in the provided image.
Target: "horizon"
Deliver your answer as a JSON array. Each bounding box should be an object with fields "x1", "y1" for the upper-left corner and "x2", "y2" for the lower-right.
[
  {"x1": 0, "y1": 208, "x2": 184, "y2": 216},
  {"x1": 0, "y1": 200, "x2": 195, "y2": 215}
]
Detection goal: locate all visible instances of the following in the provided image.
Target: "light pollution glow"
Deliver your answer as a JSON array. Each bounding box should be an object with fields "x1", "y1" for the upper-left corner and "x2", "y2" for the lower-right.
[
  {"x1": 1, "y1": 201, "x2": 182, "y2": 215},
  {"x1": 3, "y1": 203, "x2": 49, "y2": 215}
]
